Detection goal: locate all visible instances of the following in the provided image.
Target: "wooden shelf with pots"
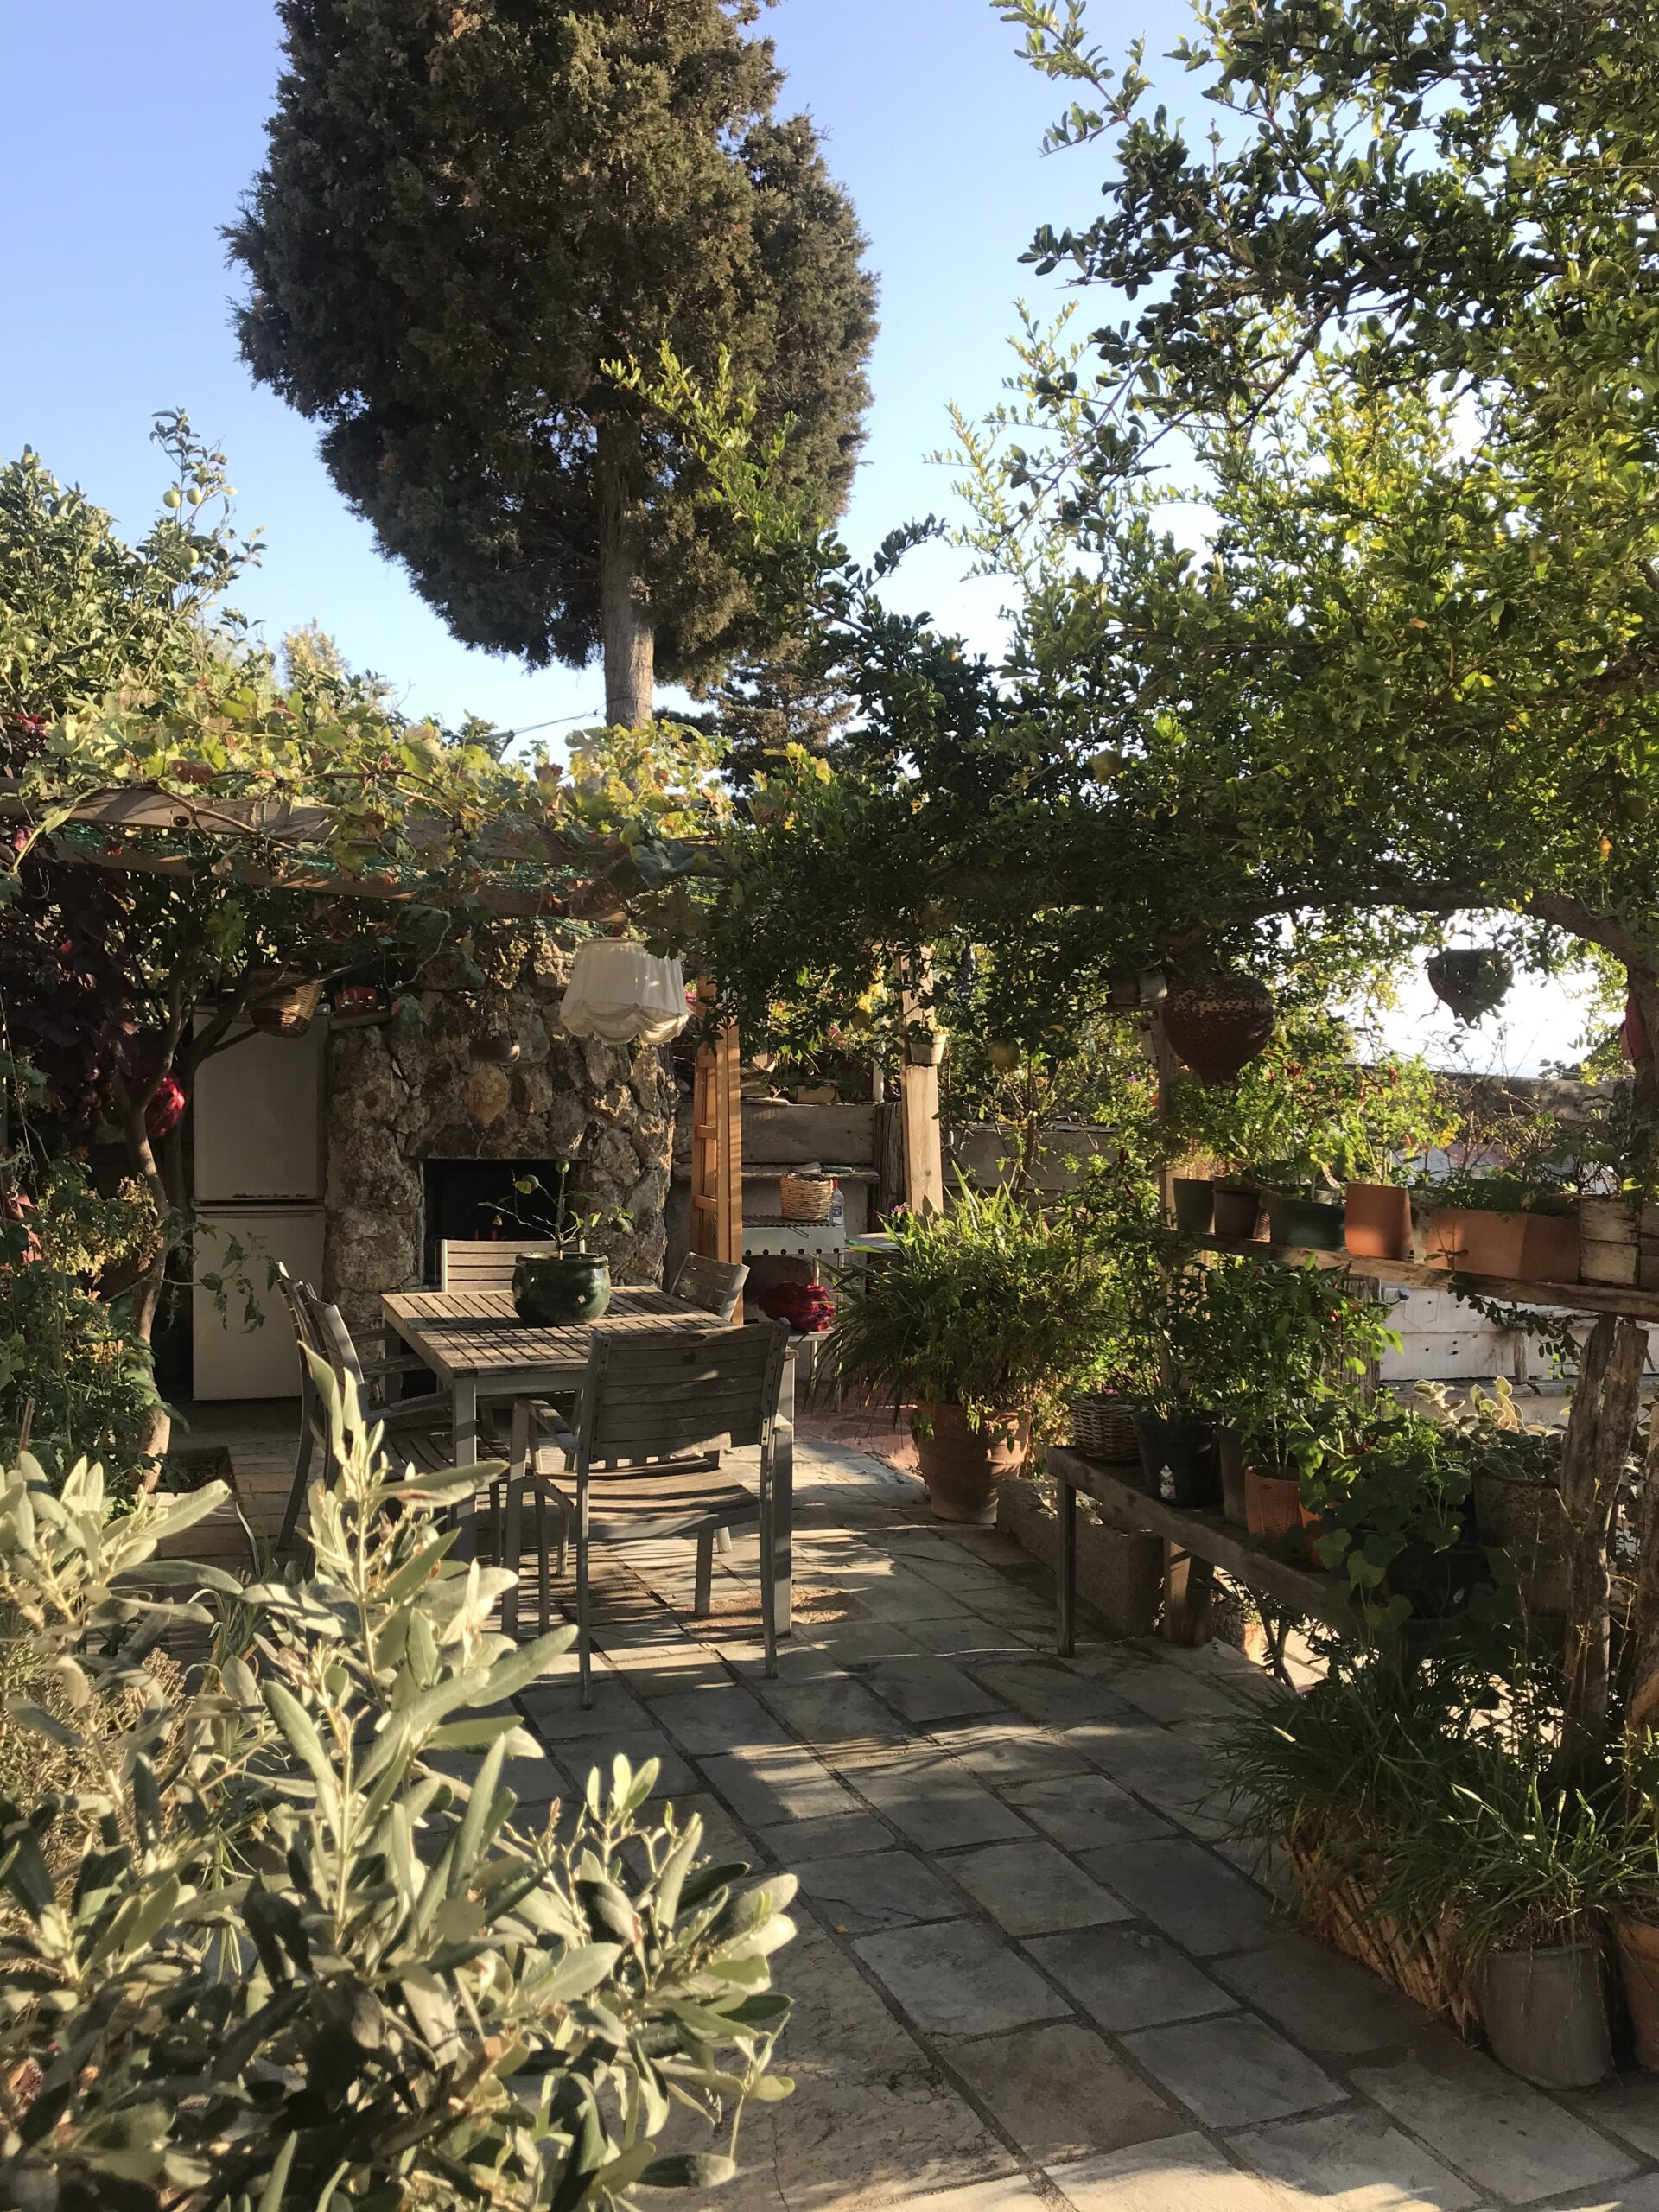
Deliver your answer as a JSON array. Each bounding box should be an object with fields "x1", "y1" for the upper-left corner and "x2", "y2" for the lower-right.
[
  {"x1": 1049, "y1": 1446, "x2": 1344, "y2": 1658},
  {"x1": 1189, "y1": 1235, "x2": 1659, "y2": 1325}
]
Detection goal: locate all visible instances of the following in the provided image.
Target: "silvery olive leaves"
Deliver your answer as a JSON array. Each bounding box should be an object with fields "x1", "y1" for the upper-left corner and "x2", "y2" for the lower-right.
[{"x1": 0, "y1": 1358, "x2": 794, "y2": 2209}]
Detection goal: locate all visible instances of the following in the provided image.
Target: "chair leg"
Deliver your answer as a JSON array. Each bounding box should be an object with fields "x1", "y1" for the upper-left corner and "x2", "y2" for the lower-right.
[
  {"x1": 556, "y1": 1495, "x2": 569, "y2": 1581},
  {"x1": 715, "y1": 1527, "x2": 734, "y2": 1557},
  {"x1": 693, "y1": 1528, "x2": 715, "y2": 1617},
  {"x1": 759, "y1": 1503, "x2": 779, "y2": 1680},
  {"x1": 576, "y1": 1501, "x2": 593, "y2": 1708},
  {"x1": 534, "y1": 1488, "x2": 551, "y2": 1637},
  {"x1": 502, "y1": 1474, "x2": 524, "y2": 1639}
]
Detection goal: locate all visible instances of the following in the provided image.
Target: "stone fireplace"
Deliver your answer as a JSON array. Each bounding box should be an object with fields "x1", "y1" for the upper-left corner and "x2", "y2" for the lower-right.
[{"x1": 323, "y1": 932, "x2": 673, "y2": 1332}]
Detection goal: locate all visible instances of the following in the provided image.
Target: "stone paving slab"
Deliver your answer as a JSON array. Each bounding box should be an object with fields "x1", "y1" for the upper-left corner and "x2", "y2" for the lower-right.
[
  {"x1": 1121, "y1": 2012, "x2": 1345, "y2": 2129},
  {"x1": 1231, "y1": 2107, "x2": 1483, "y2": 2209},
  {"x1": 1081, "y1": 1834, "x2": 1279, "y2": 1955},
  {"x1": 793, "y1": 1848, "x2": 963, "y2": 1935},
  {"x1": 1354, "y1": 2048, "x2": 1639, "y2": 2204},
  {"x1": 947, "y1": 1839, "x2": 1135, "y2": 1936},
  {"x1": 861, "y1": 1655, "x2": 1007, "y2": 1724},
  {"x1": 1007, "y1": 1771, "x2": 1173, "y2": 1852},
  {"x1": 1024, "y1": 1925, "x2": 1235, "y2": 2033},
  {"x1": 1049, "y1": 2133, "x2": 1283, "y2": 2210},
  {"x1": 1212, "y1": 1931, "x2": 1431, "y2": 2057},
  {"x1": 855, "y1": 1919, "x2": 1074, "y2": 2037},
  {"x1": 845, "y1": 1747, "x2": 1037, "y2": 1851},
  {"x1": 938, "y1": 2022, "x2": 1182, "y2": 2165}
]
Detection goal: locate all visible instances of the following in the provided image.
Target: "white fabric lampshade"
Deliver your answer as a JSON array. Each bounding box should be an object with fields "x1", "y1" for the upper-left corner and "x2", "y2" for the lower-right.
[{"x1": 559, "y1": 939, "x2": 690, "y2": 1046}]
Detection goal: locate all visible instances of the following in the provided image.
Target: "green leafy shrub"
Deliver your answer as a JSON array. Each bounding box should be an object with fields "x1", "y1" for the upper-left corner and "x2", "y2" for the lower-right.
[
  {"x1": 0, "y1": 1361, "x2": 795, "y2": 2209},
  {"x1": 830, "y1": 1179, "x2": 1126, "y2": 1431},
  {"x1": 0, "y1": 1155, "x2": 162, "y2": 1491}
]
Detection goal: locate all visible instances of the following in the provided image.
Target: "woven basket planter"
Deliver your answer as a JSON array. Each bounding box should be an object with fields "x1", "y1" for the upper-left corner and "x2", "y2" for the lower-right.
[
  {"x1": 1070, "y1": 1391, "x2": 1141, "y2": 1462},
  {"x1": 779, "y1": 1174, "x2": 836, "y2": 1223},
  {"x1": 1281, "y1": 1834, "x2": 1478, "y2": 2038}
]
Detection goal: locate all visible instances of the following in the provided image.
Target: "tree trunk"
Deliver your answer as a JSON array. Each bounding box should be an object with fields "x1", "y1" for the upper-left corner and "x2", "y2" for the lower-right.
[
  {"x1": 597, "y1": 419, "x2": 655, "y2": 729},
  {"x1": 1560, "y1": 1311, "x2": 1647, "y2": 1769},
  {"x1": 115, "y1": 1086, "x2": 176, "y2": 1481}
]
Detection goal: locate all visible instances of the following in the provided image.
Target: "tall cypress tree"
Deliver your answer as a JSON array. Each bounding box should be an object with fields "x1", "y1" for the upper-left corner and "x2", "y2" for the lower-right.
[{"x1": 230, "y1": 0, "x2": 876, "y2": 728}]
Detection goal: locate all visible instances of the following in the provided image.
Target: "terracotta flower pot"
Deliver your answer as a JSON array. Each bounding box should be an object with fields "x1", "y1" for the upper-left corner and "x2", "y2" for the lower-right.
[
  {"x1": 1619, "y1": 1921, "x2": 1659, "y2": 2072},
  {"x1": 1245, "y1": 1467, "x2": 1302, "y2": 1540},
  {"x1": 1417, "y1": 1205, "x2": 1529, "y2": 1276},
  {"x1": 912, "y1": 1401, "x2": 1031, "y2": 1525},
  {"x1": 1518, "y1": 1210, "x2": 1580, "y2": 1284},
  {"x1": 1344, "y1": 1182, "x2": 1412, "y2": 1262}
]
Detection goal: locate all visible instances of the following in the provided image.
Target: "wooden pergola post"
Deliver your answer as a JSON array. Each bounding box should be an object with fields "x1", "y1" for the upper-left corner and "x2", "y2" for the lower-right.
[{"x1": 690, "y1": 1007, "x2": 743, "y2": 1270}]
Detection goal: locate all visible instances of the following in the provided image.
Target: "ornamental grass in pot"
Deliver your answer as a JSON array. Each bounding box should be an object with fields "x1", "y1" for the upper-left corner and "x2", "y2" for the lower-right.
[{"x1": 830, "y1": 1182, "x2": 1126, "y2": 1525}]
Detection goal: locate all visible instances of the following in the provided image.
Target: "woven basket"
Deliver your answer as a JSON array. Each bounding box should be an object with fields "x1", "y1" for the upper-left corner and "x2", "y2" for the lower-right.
[
  {"x1": 779, "y1": 1173, "x2": 836, "y2": 1223},
  {"x1": 1070, "y1": 1391, "x2": 1141, "y2": 1462}
]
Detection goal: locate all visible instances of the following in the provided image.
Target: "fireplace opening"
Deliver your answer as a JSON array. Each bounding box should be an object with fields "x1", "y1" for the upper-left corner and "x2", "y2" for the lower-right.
[{"x1": 422, "y1": 1160, "x2": 569, "y2": 1284}]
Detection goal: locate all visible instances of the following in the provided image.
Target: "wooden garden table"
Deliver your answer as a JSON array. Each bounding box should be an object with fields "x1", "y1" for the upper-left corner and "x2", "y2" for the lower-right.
[{"x1": 380, "y1": 1286, "x2": 795, "y2": 1632}]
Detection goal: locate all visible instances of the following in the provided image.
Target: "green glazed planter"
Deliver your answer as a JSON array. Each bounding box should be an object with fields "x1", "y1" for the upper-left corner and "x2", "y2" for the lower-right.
[
  {"x1": 1265, "y1": 1192, "x2": 1347, "y2": 1252},
  {"x1": 512, "y1": 1252, "x2": 612, "y2": 1326}
]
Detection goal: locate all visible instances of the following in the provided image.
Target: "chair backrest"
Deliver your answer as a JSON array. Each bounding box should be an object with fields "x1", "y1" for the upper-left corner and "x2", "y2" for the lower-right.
[
  {"x1": 308, "y1": 1299, "x2": 369, "y2": 1395},
  {"x1": 670, "y1": 1253, "x2": 749, "y2": 1325},
  {"x1": 438, "y1": 1237, "x2": 560, "y2": 1293},
  {"x1": 577, "y1": 1321, "x2": 787, "y2": 1472}
]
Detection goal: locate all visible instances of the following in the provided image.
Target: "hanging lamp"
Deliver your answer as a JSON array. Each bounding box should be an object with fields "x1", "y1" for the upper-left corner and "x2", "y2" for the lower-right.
[{"x1": 559, "y1": 939, "x2": 690, "y2": 1046}]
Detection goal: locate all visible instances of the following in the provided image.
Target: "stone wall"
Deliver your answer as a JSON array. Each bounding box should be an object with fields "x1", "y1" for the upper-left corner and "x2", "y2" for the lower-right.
[{"x1": 325, "y1": 934, "x2": 673, "y2": 1332}]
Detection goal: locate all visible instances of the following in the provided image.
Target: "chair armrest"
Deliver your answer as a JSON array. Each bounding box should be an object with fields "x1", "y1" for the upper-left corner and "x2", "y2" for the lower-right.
[{"x1": 361, "y1": 1351, "x2": 427, "y2": 1379}]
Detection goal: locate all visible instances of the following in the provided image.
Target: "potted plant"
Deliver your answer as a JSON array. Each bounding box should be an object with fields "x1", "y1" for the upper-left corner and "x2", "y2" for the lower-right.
[
  {"x1": 1304, "y1": 1405, "x2": 1473, "y2": 1627},
  {"x1": 1418, "y1": 1379, "x2": 1571, "y2": 1618},
  {"x1": 1160, "y1": 969, "x2": 1275, "y2": 1083},
  {"x1": 1415, "y1": 1765, "x2": 1621, "y2": 2089},
  {"x1": 829, "y1": 1182, "x2": 1125, "y2": 1523},
  {"x1": 493, "y1": 1164, "x2": 626, "y2": 1325}
]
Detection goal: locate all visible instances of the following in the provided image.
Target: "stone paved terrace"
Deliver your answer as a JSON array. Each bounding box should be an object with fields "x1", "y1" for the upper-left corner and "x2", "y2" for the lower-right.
[{"x1": 183, "y1": 1404, "x2": 1659, "y2": 2212}]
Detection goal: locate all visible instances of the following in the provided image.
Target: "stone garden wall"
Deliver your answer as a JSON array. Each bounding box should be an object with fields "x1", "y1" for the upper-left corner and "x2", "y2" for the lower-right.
[{"x1": 324, "y1": 932, "x2": 673, "y2": 1332}]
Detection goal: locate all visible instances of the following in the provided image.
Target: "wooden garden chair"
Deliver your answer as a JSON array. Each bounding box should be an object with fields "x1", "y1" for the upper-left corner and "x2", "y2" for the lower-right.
[
  {"x1": 437, "y1": 1237, "x2": 559, "y2": 1293},
  {"x1": 505, "y1": 1320, "x2": 790, "y2": 1701},
  {"x1": 668, "y1": 1252, "x2": 749, "y2": 1324},
  {"x1": 276, "y1": 1269, "x2": 454, "y2": 1548}
]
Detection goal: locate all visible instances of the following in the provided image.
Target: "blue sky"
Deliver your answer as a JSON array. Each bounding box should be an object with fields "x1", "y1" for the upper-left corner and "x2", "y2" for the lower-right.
[
  {"x1": 0, "y1": 0, "x2": 1590, "y2": 1068},
  {"x1": 0, "y1": 0, "x2": 1187, "y2": 736}
]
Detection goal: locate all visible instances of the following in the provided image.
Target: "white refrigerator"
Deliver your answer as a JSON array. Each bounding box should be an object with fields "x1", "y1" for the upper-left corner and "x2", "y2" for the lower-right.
[{"x1": 191, "y1": 1021, "x2": 327, "y2": 1400}]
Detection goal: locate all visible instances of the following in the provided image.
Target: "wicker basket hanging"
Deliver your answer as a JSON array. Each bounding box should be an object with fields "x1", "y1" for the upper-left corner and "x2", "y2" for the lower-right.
[
  {"x1": 1070, "y1": 1391, "x2": 1141, "y2": 1462},
  {"x1": 779, "y1": 1173, "x2": 836, "y2": 1224}
]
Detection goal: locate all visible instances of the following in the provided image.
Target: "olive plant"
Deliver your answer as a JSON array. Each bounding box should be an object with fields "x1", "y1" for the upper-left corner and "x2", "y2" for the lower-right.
[{"x1": 0, "y1": 1359, "x2": 794, "y2": 2209}]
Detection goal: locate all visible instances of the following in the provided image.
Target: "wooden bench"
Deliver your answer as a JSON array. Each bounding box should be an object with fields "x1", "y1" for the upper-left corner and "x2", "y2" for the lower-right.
[{"x1": 1049, "y1": 1446, "x2": 1343, "y2": 1671}]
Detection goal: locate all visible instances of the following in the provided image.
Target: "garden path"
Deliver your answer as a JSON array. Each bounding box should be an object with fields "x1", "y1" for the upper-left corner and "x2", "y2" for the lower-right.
[{"x1": 187, "y1": 1404, "x2": 1659, "y2": 2212}]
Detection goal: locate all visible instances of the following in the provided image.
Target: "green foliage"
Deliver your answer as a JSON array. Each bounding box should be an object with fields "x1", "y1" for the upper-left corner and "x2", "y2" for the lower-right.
[
  {"x1": 1222, "y1": 1660, "x2": 1646, "y2": 1969},
  {"x1": 0, "y1": 1158, "x2": 162, "y2": 1492},
  {"x1": 1164, "y1": 1014, "x2": 1457, "y2": 1190},
  {"x1": 0, "y1": 1364, "x2": 795, "y2": 2208},
  {"x1": 1197, "y1": 1260, "x2": 1401, "y2": 1480},
  {"x1": 1306, "y1": 1407, "x2": 1472, "y2": 1630},
  {"x1": 829, "y1": 1180, "x2": 1127, "y2": 1431},
  {"x1": 231, "y1": 0, "x2": 876, "y2": 691}
]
